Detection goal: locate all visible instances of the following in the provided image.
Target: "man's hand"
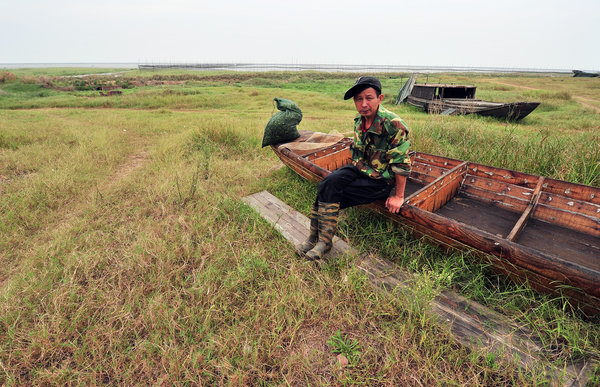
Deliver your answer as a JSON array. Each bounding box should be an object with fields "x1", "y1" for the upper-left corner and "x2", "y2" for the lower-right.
[
  {"x1": 385, "y1": 195, "x2": 404, "y2": 214},
  {"x1": 387, "y1": 173, "x2": 407, "y2": 214}
]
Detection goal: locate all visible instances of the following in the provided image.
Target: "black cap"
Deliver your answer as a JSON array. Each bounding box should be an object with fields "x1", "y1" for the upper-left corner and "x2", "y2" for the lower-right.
[{"x1": 344, "y1": 76, "x2": 382, "y2": 100}]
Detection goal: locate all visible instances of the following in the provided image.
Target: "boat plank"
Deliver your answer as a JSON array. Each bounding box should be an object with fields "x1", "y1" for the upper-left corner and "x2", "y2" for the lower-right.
[
  {"x1": 518, "y1": 219, "x2": 600, "y2": 272},
  {"x1": 404, "y1": 180, "x2": 426, "y2": 199},
  {"x1": 271, "y1": 133, "x2": 600, "y2": 314},
  {"x1": 418, "y1": 174, "x2": 463, "y2": 213},
  {"x1": 539, "y1": 192, "x2": 600, "y2": 219},
  {"x1": 464, "y1": 175, "x2": 535, "y2": 201},
  {"x1": 242, "y1": 191, "x2": 351, "y2": 256},
  {"x1": 543, "y1": 178, "x2": 600, "y2": 206},
  {"x1": 245, "y1": 193, "x2": 307, "y2": 245},
  {"x1": 460, "y1": 185, "x2": 529, "y2": 212},
  {"x1": 507, "y1": 178, "x2": 545, "y2": 242},
  {"x1": 414, "y1": 153, "x2": 463, "y2": 170},
  {"x1": 436, "y1": 193, "x2": 522, "y2": 238},
  {"x1": 399, "y1": 206, "x2": 600, "y2": 313},
  {"x1": 533, "y1": 205, "x2": 600, "y2": 238},
  {"x1": 311, "y1": 148, "x2": 352, "y2": 171},
  {"x1": 243, "y1": 190, "x2": 595, "y2": 385},
  {"x1": 408, "y1": 171, "x2": 438, "y2": 186},
  {"x1": 408, "y1": 162, "x2": 468, "y2": 211},
  {"x1": 469, "y1": 164, "x2": 539, "y2": 188},
  {"x1": 368, "y1": 200, "x2": 600, "y2": 314},
  {"x1": 411, "y1": 162, "x2": 449, "y2": 179}
]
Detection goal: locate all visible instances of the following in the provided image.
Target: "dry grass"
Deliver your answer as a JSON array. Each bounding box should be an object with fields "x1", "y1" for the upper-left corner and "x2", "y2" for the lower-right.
[{"x1": 1, "y1": 69, "x2": 599, "y2": 385}]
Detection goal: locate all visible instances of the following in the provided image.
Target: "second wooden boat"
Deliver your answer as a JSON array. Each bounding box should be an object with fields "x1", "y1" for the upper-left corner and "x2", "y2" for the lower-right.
[
  {"x1": 272, "y1": 130, "x2": 600, "y2": 316},
  {"x1": 399, "y1": 79, "x2": 540, "y2": 121}
]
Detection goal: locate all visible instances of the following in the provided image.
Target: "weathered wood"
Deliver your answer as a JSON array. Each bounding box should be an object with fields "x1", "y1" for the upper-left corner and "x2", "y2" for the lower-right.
[
  {"x1": 463, "y1": 174, "x2": 536, "y2": 201},
  {"x1": 461, "y1": 185, "x2": 529, "y2": 213},
  {"x1": 398, "y1": 206, "x2": 600, "y2": 314},
  {"x1": 407, "y1": 171, "x2": 438, "y2": 186},
  {"x1": 312, "y1": 148, "x2": 351, "y2": 171},
  {"x1": 242, "y1": 191, "x2": 352, "y2": 256},
  {"x1": 414, "y1": 152, "x2": 463, "y2": 170},
  {"x1": 539, "y1": 192, "x2": 600, "y2": 221},
  {"x1": 367, "y1": 200, "x2": 600, "y2": 309},
  {"x1": 406, "y1": 82, "x2": 540, "y2": 121},
  {"x1": 410, "y1": 162, "x2": 449, "y2": 179},
  {"x1": 543, "y1": 178, "x2": 600, "y2": 206},
  {"x1": 407, "y1": 162, "x2": 468, "y2": 212},
  {"x1": 304, "y1": 137, "x2": 353, "y2": 160},
  {"x1": 469, "y1": 163, "x2": 539, "y2": 189},
  {"x1": 273, "y1": 146, "x2": 328, "y2": 182},
  {"x1": 271, "y1": 132, "x2": 600, "y2": 314},
  {"x1": 518, "y1": 219, "x2": 600, "y2": 273},
  {"x1": 507, "y1": 177, "x2": 545, "y2": 242},
  {"x1": 243, "y1": 190, "x2": 596, "y2": 386},
  {"x1": 436, "y1": 193, "x2": 522, "y2": 238},
  {"x1": 533, "y1": 204, "x2": 600, "y2": 237}
]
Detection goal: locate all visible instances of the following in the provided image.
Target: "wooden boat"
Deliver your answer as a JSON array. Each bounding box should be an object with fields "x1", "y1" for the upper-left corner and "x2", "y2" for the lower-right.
[
  {"x1": 402, "y1": 81, "x2": 540, "y2": 121},
  {"x1": 272, "y1": 130, "x2": 600, "y2": 316},
  {"x1": 573, "y1": 70, "x2": 599, "y2": 78}
]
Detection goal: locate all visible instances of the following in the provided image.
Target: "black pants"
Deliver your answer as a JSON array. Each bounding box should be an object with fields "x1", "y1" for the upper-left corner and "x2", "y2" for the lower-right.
[{"x1": 317, "y1": 165, "x2": 393, "y2": 209}]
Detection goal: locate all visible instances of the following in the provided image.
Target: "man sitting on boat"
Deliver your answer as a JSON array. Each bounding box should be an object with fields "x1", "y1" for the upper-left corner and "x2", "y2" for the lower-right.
[{"x1": 298, "y1": 76, "x2": 412, "y2": 260}]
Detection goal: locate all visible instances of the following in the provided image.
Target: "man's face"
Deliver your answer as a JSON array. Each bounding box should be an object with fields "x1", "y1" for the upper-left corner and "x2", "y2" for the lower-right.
[{"x1": 353, "y1": 87, "x2": 384, "y2": 120}]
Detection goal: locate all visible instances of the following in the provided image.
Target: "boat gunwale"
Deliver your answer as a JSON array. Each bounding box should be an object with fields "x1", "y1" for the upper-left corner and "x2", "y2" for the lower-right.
[{"x1": 271, "y1": 135, "x2": 600, "y2": 314}]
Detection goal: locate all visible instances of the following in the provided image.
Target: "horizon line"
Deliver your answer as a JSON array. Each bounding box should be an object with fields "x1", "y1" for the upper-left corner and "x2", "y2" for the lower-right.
[{"x1": 0, "y1": 62, "x2": 597, "y2": 73}]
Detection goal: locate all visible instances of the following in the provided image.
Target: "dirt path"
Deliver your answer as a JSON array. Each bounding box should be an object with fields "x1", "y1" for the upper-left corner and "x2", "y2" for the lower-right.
[
  {"x1": 49, "y1": 148, "x2": 149, "y2": 237},
  {"x1": 573, "y1": 96, "x2": 600, "y2": 113},
  {"x1": 489, "y1": 81, "x2": 537, "y2": 90},
  {"x1": 105, "y1": 150, "x2": 148, "y2": 186},
  {"x1": 487, "y1": 80, "x2": 600, "y2": 113},
  {"x1": 0, "y1": 148, "x2": 149, "y2": 288}
]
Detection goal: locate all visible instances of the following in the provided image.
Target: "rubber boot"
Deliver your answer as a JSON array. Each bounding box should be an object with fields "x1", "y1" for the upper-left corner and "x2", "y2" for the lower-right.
[
  {"x1": 305, "y1": 202, "x2": 340, "y2": 260},
  {"x1": 296, "y1": 202, "x2": 319, "y2": 256}
]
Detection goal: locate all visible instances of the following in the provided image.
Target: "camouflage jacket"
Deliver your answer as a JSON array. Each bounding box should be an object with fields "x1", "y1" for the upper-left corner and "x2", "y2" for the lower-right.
[{"x1": 350, "y1": 105, "x2": 411, "y2": 182}]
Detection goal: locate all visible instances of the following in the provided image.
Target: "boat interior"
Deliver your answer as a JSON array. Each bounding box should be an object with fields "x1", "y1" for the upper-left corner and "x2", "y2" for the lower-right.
[
  {"x1": 304, "y1": 141, "x2": 600, "y2": 270},
  {"x1": 410, "y1": 84, "x2": 477, "y2": 100}
]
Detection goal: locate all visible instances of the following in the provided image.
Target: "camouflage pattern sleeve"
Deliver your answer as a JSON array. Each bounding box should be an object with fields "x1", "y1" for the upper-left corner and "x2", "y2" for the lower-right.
[{"x1": 387, "y1": 118, "x2": 411, "y2": 177}]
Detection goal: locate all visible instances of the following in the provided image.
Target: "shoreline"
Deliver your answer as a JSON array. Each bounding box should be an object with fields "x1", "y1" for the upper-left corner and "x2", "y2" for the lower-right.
[{"x1": 0, "y1": 62, "x2": 589, "y2": 74}]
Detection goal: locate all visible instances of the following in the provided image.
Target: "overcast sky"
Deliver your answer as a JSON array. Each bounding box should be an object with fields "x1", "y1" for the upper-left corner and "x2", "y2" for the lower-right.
[{"x1": 1, "y1": 0, "x2": 598, "y2": 70}]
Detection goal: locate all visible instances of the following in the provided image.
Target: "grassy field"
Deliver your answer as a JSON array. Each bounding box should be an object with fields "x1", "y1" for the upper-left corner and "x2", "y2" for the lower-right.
[{"x1": 0, "y1": 68, "x2": 599, "y2": 385}]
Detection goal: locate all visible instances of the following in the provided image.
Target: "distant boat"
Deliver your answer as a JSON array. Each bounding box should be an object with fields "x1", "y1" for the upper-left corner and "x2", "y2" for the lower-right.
[
  {"x1": 572, "y1": 70, "x2": 599, "y2": 78},
  {"x1": 394, "y1": 73, "x2": 417, "y2": 104},
  {"x1": 398, "y1": 76, "x2": 540, "y2": 121},
  {"x1": 271, "y1": 130, "x2": 600, "y2": 316}
]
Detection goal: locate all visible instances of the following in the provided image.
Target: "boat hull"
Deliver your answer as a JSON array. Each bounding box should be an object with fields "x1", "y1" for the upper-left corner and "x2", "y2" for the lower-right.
[
  {"x1": 272, "y1": 131, "x2": 600, "y2": 315},
  {"x1": 407, "y1": 96, "x2": 540, "y2": 121}
]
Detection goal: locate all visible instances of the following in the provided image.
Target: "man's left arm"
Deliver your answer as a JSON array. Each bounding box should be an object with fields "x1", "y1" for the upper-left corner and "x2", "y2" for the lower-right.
[
  {"x1": 385, "y1": 118, "x2": 411, "y2": 213},
  {"x1": 385, "y1": 174, "x2": 407, "y2": 213}
]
